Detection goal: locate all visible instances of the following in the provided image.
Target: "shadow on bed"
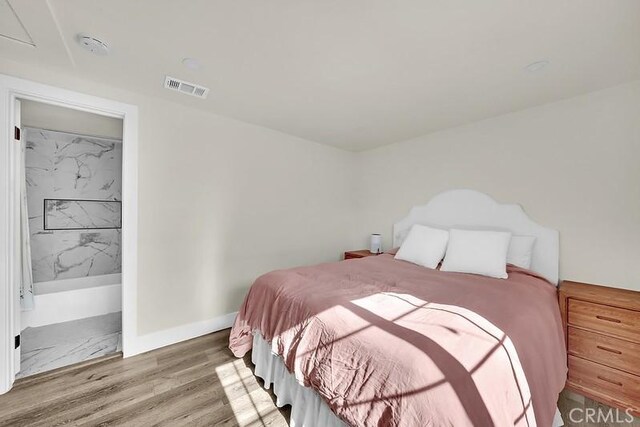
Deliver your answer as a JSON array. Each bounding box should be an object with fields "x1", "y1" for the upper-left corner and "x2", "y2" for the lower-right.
[{"x1": 229, "y1": 255, "x2": 564, "y2": 426}]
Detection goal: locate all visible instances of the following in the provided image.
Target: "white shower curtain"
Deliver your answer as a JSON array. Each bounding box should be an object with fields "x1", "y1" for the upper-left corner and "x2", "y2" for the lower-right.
[{"x1": 20, "y1": 137, "x2": 34, "y2": 310}]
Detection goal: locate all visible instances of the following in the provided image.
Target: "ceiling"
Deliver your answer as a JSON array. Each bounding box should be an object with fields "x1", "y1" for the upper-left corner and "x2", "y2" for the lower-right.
[{"x1": 1, "y1": 0, "x2": 640, "y2": 151}]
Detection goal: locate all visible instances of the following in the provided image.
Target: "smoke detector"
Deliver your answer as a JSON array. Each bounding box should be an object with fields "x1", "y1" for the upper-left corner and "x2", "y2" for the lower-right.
[
  {"x1": 164, "y1": 76, "x2": 209, "y2": 99},
  {"x1": 76, "y1": 34, "x2": 109, "y2": 55}
]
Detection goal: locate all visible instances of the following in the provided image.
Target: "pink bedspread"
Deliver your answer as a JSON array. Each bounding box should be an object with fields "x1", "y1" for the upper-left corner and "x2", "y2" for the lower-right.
[{"x1": 229, "y1": 254, "x2": 567, "y2": 426}]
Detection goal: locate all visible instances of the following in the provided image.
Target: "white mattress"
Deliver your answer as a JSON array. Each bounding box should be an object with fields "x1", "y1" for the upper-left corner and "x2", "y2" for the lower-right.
[{"x1": 251, "y1": 332, "x2": 564, "y2": 427}]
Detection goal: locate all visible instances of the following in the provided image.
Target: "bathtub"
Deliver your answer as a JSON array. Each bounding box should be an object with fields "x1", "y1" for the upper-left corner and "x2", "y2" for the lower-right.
[{"x1": 21, "y1": 273, "x2": 122, "y2": 329}]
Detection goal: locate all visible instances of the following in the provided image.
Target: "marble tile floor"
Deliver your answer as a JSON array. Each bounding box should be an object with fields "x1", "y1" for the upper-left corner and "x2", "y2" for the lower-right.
[{"x1": 17, "y1": 312, "x2": 122, "y2": 379}]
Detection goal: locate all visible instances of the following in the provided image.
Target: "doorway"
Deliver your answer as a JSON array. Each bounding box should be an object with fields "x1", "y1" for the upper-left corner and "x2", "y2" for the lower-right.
[
  {"x1": 16, "y1": 100, "x2": 123, "y2": 378},
  {"x1": 0, "y1": 73, "x2": 139, "y2": 393}
]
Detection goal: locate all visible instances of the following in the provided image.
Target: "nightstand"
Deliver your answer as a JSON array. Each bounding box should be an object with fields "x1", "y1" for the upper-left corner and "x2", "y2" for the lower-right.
[
  {"x1": 344, "y1": 249, "x2": 382, "y2": 260},
  {"x1": 559, "y1": 281, "x2": 640, "y2": 416}
]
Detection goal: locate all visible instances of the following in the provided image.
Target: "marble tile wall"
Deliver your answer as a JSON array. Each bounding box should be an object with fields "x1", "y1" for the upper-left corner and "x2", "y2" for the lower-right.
[
  {"x1": 24, "y1": 127, "x2": 122, "y2": 283},
  {"x1": 44, "y1": 199, "x2": 121, "y2": 230}
]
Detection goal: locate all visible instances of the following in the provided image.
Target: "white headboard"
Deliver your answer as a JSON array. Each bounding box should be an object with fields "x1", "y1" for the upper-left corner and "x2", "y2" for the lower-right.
[{"x1": 393, "y1": 189, "x2": 559, "y2": 285}]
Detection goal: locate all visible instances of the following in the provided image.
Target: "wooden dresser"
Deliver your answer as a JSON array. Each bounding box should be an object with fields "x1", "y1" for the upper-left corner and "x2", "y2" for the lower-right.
[{"x1": 559, "y1": 281, "x2": 640, "y2": 415}]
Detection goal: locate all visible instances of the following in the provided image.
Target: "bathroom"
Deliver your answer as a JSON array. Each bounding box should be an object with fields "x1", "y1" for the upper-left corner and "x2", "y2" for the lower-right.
[{"x1": 17, "y1": 99, "x2": 123, "y2": 377}]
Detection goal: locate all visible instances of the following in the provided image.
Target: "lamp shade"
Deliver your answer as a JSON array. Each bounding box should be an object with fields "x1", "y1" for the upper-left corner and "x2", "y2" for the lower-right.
[{"x1": 370, "y1": 234, "x2": 382, "y2": 254}]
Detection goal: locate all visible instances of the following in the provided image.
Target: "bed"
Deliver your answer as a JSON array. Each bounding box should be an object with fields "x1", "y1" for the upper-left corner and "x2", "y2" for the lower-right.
[{"x1": 229, "y1": 190, "x2": 568, "y2": 426}]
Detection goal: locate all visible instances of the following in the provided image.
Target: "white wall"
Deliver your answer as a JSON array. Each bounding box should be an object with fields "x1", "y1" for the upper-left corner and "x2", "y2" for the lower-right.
[
  {"x1": 135, "y1": 99, "x2": 356, "y2": 333},
  {"x1": 356, "y1": 80, "x2": 640, "y2": 291},
  {"x1": 0, "y1": 58, "x2": 357, "y2": 336},
  {"x1": 21, "y1": 100, "x2": 123, "y2": 139}
]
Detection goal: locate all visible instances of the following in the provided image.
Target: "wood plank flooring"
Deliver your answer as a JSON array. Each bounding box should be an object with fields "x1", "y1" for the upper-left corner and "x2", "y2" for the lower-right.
[
  {"x1": 0, "y1": 329, "x2": 288, "y2": 427},
  {"x1": 1, "y1": 327, "x2": 638, "y2": 426},
  {"x1": 558, "y1": 390, "x2": 640, "y2": 427}
]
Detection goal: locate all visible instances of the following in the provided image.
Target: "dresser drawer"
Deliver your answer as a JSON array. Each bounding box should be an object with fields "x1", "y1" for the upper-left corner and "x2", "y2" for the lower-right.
[
  {"x1": 568, "y1": 327, "x2": 640, "y2": 375},
  {"x1": 568, "y1": 355, "x2": 640, "y2": 411},
  {"x1": 568, "y1": 299, "x2": 640, "y2": 342}
]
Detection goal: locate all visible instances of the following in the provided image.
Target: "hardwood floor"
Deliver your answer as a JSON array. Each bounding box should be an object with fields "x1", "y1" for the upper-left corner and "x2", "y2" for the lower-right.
[
  {"x1": 558, "y1": 390, "x2": 640, "y2": 427},
  {"x1": 1, "y1": 327, "x2": 638, "y2": 427},
  {"x1": 0, "y1": 329, "x2": 288, "y2": 427}
]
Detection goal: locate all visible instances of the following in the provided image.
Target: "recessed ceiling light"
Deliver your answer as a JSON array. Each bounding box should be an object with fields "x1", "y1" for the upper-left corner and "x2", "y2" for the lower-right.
[
  {"x1": 525, "y1": 60, "x2": 550, "y2": 73},
  {"x1": 76, "y1": 34, "x2": 109, "y2": 55},
  {"x1": 182, "y1": 57, "x2": 201, "y2": 70}
]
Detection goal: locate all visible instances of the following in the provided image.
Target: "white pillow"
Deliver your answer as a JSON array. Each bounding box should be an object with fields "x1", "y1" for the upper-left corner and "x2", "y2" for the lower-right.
[
  {"x1": 394, "y1": 225, "x2": 449, "y2": 269},
  {"x1": 441, "y1": 229, "x2": 512, "y2": 279},
  {"x1": 507, "y1": 235, "x2": 536, "y2": 269}
]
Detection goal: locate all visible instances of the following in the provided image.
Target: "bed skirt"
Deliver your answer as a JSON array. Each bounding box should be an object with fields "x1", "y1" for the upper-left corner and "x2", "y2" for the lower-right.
[
  {"x1": 251, "y1": 332, "x2": 564, "y2": 427},
  {"x1": 252, "y1": 333, "x2": 347, "y2": 427}
]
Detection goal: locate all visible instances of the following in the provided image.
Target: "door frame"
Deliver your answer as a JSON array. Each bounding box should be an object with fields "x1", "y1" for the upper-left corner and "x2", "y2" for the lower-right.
[{"x1": 0, "y1": 73, "x2": 139, "y2": 394}]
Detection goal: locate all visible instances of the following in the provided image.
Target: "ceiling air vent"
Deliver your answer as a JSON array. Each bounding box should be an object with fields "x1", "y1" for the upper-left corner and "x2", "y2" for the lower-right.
[{"x1": 164, "y1": 76, "x2": 209, "y2": 99}]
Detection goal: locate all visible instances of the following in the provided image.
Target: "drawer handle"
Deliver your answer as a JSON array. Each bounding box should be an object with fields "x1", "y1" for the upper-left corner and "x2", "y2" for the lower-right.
[
  {"x1": 596, "y1": 345, "x2": 622, "y2": 355},
  {"x1": 597, "y1": 375, "x2": 623, "y2": 387},
  {"x1": 596, "y1": 315, "x2": 621, "y2": 323}
]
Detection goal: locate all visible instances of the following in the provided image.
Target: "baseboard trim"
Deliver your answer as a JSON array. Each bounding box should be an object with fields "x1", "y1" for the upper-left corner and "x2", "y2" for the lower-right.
[{"x1": 126, "y1": 311, "x2": 238, "y2": 357}]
